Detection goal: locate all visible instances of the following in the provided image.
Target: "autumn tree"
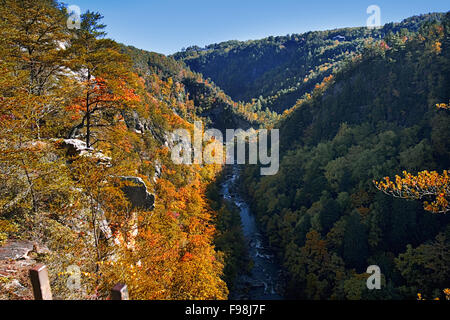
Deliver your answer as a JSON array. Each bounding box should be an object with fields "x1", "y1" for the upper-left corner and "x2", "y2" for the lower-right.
[
  {"x1": 374, "y1": 170, "x2": 449, "y2": 214},
  {"x1": 374, "y1": 101, "x2": 449, "y2": 214},
  {"x1": 0, "y1": 0, "x2": 76, "y2": 217},
  {"x1": 66, "y1": 11, "x2": 140, "y2": 148},
  {"x1": 0, "y1": 0, "x2": 72, "y2": 139}
]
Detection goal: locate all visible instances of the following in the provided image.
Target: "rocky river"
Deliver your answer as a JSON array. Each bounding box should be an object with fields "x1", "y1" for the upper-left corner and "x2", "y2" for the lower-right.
[{"x1": 221, "y1": 165, "x2": 284, "y2": 300}]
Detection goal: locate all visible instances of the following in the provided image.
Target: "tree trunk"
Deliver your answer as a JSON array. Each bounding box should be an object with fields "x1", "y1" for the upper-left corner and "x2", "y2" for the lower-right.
[{"x1": 86, "y1": 70, "x2": 91, "y2": 148}]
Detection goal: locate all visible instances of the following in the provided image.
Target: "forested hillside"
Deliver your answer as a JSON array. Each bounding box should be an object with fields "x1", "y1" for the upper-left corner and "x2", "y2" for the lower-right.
[
  {"x1": 121, "y1": 45, "x2": 278, "y2": 130},
  {"x1": 241, "y1": 13, "x2": 450, "y2": 300},
  {"x1": 0, "y1": 0, "x2": 245, "y2": 300},
  {"x1": 175, "y1": 13, "x2": 445, "y2": 114},
  {"x1": 0, "y1": 0, "x2": 448, "y2": 302}
]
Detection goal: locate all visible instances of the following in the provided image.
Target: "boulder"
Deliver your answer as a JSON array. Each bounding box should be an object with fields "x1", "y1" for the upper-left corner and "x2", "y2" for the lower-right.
[
  {"x1": 120, "y1": 177, "x2": 155, "y2": 211},
  {"x1": 0, "y1": 241, "x2": 34, "y2": 260},
  {"x1": 57, "y1": 139, "x2": 112, "y2": 165},
  {"x1": 60, "y1": 139, "x2": 89, "y2": 157}
]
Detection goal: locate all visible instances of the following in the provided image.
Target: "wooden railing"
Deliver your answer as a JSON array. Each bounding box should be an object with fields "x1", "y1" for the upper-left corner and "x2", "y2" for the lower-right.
[{"x1": 29, "y1": 264, "x2": 129, "y2": 300}]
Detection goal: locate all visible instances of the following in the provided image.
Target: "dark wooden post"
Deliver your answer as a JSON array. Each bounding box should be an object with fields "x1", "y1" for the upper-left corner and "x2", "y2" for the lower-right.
[
  {"x1": 110, "y1": 283, "x2": 129, "y2": 300},
  {"x1": 29, "y1": 264, "x2": 53, "y2": 300}
]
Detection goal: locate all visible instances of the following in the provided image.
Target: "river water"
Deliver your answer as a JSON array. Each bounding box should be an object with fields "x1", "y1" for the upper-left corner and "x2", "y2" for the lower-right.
[{"x1": 221, "y1": 165, "x2": 284, "y2": 300}]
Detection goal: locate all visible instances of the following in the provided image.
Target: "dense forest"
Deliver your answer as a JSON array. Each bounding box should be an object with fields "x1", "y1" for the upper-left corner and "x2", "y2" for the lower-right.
[
  {"x1": 0, "y1": 0, "x2": 448, "y2": 301},
  {"x1": 0, "y1": 0, "x2": 250, "y2": 300},
  {"x1": 241, "y1": 13, "x2": 450, "y2": 299},
  {"x1": 121, "y1": 45, "x2": 279, "y2": 129},
  {"x1": 174, "y1": 13, "x2": 445, "y2": 114}
]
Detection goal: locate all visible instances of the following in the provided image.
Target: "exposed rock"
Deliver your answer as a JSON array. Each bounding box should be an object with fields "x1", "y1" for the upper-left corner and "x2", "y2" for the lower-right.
[
  {"x1": 153, "y1": 160, "x2": 162, "y2": 183},
  {"x1": 60, "y1": 138, "x2": 90, "y2": 157},
  {"x1": 123, "y1": 111, "x2": 148, "y2": 134},
  {"x1": 122, "y1": 110, "x2": 171, "y2": 147},
  {"x1": 0, "y1": 257, "x2": 34, "y2": 300},
  {"x1": 56, "y1": 139, "x2": 112, "y2": 165},
  {"x1": 0, "y1": 241, "x2": 34, "y2": 261},
  {"x1": 4, "y1": 279, "x2": 25, "y2": 292},
  {"x1": 120, "y1": 177, "x2": 155, "y2": 211},
  {"x1": 32, "y1": 244, "x2": 51, "y2": 256},
  {"x1": 0, "y1": 241, "x2": 50, "y2": 261},
  {"x1": 97, "y1": 218, "x2": 115, "y2": 243},
  {"x1": 1, "y1": 278, "x2": 30, "y2": 299}
]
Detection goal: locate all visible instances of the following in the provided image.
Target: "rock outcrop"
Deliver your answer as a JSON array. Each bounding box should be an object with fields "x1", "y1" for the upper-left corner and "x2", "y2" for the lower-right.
[
  {"x1": 120, "y1": 177, "x2": 155, "y2": 211},
  {"x1": 0, "y1": 241, "x2": 34, "y2": 261},
  {"x1": 58, "y1": 139, "x2": 112, "y2": 165},
  {"x1": 56, "y1": 139, "x2": 155, "y2": 217},
  {"x1": 0, "y1": 240, "x2": 50, "y2": 300}
]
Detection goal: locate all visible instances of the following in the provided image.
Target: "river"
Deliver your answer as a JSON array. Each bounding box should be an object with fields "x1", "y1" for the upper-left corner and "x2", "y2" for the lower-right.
[{"x1": 221, "y1": 165, "x2": 284, "y2": 300}]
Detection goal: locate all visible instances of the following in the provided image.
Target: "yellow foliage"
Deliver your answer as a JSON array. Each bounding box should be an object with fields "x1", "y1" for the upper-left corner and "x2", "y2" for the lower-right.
[{"x1": 374, "y1": 170, "x2": 449, "y2": 214}]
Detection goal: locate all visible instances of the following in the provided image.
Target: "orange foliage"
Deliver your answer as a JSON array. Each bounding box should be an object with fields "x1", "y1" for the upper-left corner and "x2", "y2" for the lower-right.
[{"x1": 374, "y1": 170, "x2": 449, "y2": 214}]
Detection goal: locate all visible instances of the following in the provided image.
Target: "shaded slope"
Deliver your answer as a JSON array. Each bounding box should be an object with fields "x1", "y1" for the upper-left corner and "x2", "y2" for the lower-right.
[{"x1": 241, "y1": 15, "x2": 450, "y2": 300}]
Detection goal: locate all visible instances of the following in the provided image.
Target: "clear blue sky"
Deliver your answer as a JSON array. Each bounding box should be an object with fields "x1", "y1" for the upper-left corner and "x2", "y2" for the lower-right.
[{"x1": 69, "y1": 0, "x2": 449, "y2": 55}]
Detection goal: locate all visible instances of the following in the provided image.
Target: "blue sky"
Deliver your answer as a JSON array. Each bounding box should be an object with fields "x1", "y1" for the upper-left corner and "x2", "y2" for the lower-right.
[{"x1": 69, "y1": 0, "x2": 449, "y2": 55}]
